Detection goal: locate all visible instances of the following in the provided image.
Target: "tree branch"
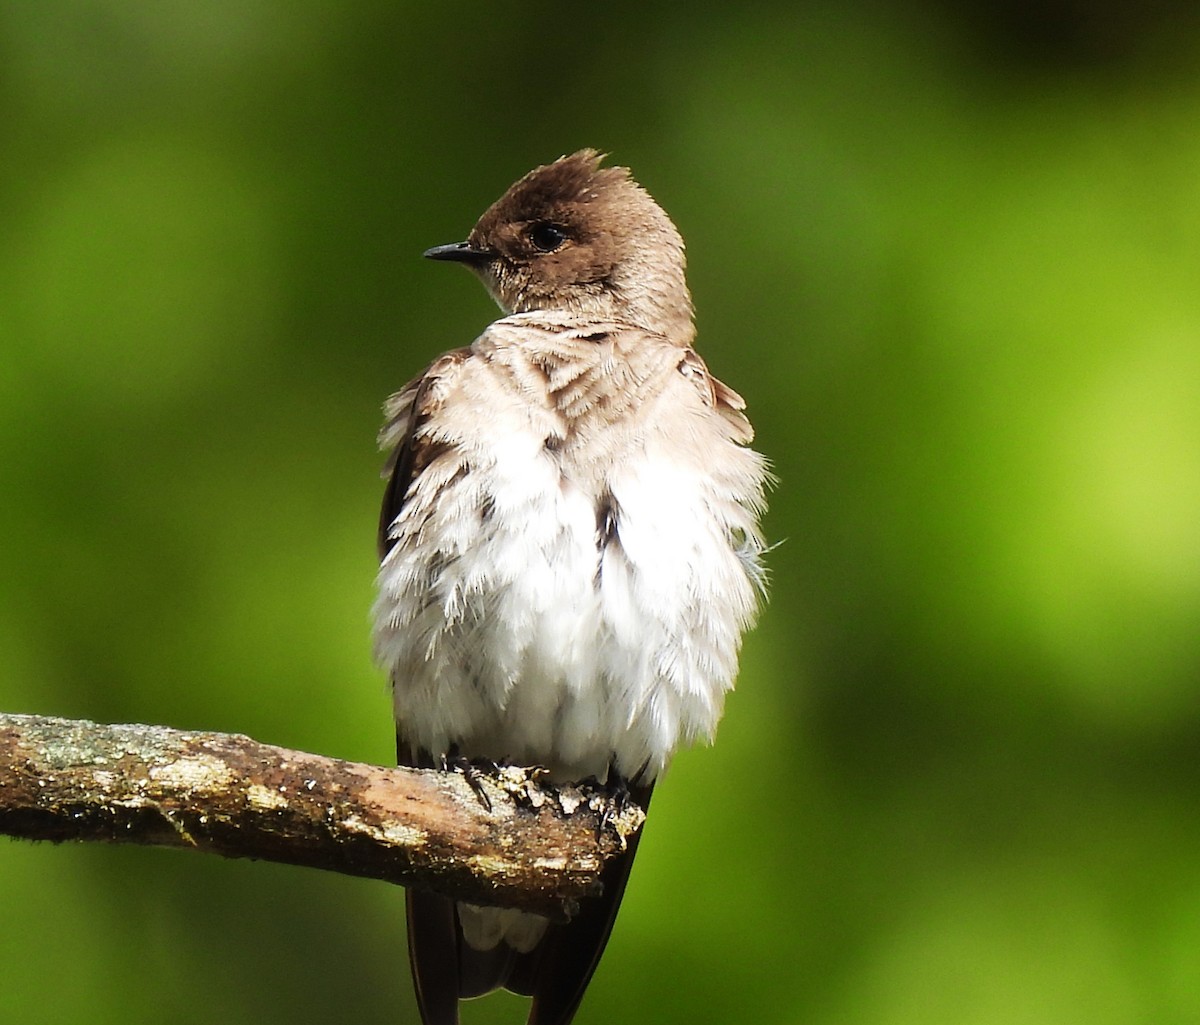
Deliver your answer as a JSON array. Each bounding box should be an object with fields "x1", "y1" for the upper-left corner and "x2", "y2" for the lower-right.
[{"x1": 0, "y1": 713, "x2": 644, "y2": 920}]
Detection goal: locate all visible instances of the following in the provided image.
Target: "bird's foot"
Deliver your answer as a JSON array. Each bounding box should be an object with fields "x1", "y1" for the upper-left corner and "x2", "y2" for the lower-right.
[
  {"x1": 443, "y1": 747, "x2": 498, "y2": 812},
  {"x1": 596, "y1": 772, "x2": 635, "y2": 841},
  {"x1": 506, "y1": 764, "x2": 549, "y2": 810}
]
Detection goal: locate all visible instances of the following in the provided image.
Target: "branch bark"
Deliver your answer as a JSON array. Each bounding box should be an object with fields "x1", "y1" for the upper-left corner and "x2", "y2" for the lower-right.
[{"x1": 0, "y1": 713, "x2": 644, "y2": 920}]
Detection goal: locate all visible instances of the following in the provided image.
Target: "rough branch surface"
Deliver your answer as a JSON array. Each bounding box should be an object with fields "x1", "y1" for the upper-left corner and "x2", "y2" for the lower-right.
[{"x1": 0, "y1": 713, "x2": 644, "y2": 920}]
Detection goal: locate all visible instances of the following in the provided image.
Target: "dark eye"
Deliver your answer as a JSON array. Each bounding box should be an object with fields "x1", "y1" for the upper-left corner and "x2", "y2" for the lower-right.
[{"x1": 528, "y1": 222, "x2": 569, "y2": 253}]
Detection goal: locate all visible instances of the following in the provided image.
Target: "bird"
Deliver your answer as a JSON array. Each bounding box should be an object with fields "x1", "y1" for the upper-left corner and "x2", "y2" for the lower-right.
[{"x1": 372, "y1": 149, "x2": 768, "y2": 1025}]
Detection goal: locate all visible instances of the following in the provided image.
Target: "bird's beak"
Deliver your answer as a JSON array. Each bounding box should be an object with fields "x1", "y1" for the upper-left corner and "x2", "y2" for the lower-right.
[{"x1": 423, "y1": 241, "x2": 493, "y2": 265}]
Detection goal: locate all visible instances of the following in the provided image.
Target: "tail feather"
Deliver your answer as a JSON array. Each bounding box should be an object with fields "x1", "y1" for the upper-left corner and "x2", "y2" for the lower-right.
[
  {"x1": 458, "y1": 933, "x2": 518, "y2": 999},
  {"x1": 524, "y1": 788, "x2": 651, "y2": 1025},
  {"x1": 406, "y1": 889, "x2": 461, "y2": 1025},
  {"x1": 401, "y1": 764, "x2": 653, "y2": 1025}
]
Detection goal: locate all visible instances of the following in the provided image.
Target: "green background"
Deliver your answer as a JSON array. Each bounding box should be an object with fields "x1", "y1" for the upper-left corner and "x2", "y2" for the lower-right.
[{"x1": 2, "y1": 4, "x2": 1199, "y2": 1023}]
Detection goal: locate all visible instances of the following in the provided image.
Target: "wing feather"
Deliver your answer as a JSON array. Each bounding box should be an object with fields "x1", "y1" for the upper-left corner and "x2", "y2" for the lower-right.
[
  {"x1": 377, "y1": 349, "x2": 470, "y2": 559},
  {"x1": 677, "y1": 348, "x2": 755, "y2": 444}
]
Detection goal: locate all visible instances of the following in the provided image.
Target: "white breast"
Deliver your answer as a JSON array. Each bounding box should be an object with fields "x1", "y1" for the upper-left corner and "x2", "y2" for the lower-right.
[
  {"x1": 374, "y1": 430, "x2": 757, "y2": 784},
  {"x1": 372, "y1": 322, "x2": 765, "y2": 786}
]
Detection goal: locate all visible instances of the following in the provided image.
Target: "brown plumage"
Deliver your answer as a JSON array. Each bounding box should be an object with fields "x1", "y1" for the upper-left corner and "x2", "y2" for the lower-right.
[{"x1": 430, "y1": 149, "x2": 694, "y2": 345}]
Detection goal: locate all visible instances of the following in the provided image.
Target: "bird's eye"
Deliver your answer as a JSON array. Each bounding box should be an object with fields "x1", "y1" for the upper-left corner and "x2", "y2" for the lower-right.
[{"x1": 528, "y1": 222, "x2": 569, "y2": 253}]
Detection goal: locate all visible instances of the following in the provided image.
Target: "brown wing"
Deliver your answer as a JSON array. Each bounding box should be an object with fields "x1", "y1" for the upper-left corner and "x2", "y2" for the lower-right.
[
  {"x1": 377, "y1": 348, "x2": 470, "y2": 560},
  {"x1": 381, "y1": 352, "x2": 470, "y2": 1024},
  {"x1": 383, "y1": 349, "x2": 507, "y2": 1025},
  {"x1": 677, "y1": 348, "x2": 755, "y2": 444}
]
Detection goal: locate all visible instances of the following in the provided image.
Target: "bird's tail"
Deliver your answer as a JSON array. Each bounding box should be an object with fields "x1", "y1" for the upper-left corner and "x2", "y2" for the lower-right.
[{"x1": 404, "y1": 783, "x2": 653, "y2": 1025}]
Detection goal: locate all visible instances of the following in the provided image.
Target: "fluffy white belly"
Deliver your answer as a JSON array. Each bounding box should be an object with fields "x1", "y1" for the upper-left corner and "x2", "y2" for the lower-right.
[{"x1": 373, "y1": 440, "x2": 750, "y2": 784}]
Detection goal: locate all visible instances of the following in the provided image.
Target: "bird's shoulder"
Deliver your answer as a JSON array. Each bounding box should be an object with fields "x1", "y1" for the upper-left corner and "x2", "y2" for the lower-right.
[
  {"x1": 379, "y1": 314, "x2": 754, "y2": 450},
  {"x1": 376, "y1": 313, "x2": 755, "y2": 555},
  {"x1": 673, "y1": 347, "x2": 755, "y2": 445},
  {"x1": 478, "y1": 312, "x2": 755, "y2": 439},
  {"x1": 376, "y1": 346, "x2": 472, "y2": 556}
]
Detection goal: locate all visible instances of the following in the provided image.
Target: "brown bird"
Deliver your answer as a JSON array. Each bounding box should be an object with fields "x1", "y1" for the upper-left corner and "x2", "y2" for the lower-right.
[{"x1": 372, "y1": 150, "x2": 768, "y2": 1025}]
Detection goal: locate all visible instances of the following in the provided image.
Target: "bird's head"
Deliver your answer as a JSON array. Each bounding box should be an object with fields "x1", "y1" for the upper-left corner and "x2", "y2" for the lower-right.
[{"x1": 425, "y1": 150, "x2": 694, "y2": 345}]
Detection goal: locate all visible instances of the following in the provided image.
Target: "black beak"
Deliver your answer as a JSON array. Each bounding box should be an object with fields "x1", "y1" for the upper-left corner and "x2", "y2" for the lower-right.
[{"x1": 423, "y1": 241, "x2": 492, "y2": 265}]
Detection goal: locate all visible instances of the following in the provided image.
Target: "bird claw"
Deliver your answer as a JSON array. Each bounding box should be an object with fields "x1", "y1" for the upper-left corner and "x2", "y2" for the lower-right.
[
  {"x1": 444, "y1": 749, "x2": 497, "y2": 812},
  {"x1": 508, "y1": 764, "x2": 549, "y2": 810},
  {"x1": 596, "y1": 772, "x2": 633, "y2": 842}
]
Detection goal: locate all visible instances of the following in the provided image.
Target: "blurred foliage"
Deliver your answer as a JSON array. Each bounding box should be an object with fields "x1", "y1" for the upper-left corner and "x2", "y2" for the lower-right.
[{"x1": 2, "y1": 3, "x2": 1199, "y2": 1024}]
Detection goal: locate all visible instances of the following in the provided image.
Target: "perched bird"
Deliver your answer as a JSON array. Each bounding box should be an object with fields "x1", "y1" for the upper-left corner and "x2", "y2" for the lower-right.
[{"x1": 372, "y1": 150, "x2": 768, "y2": 1025}]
